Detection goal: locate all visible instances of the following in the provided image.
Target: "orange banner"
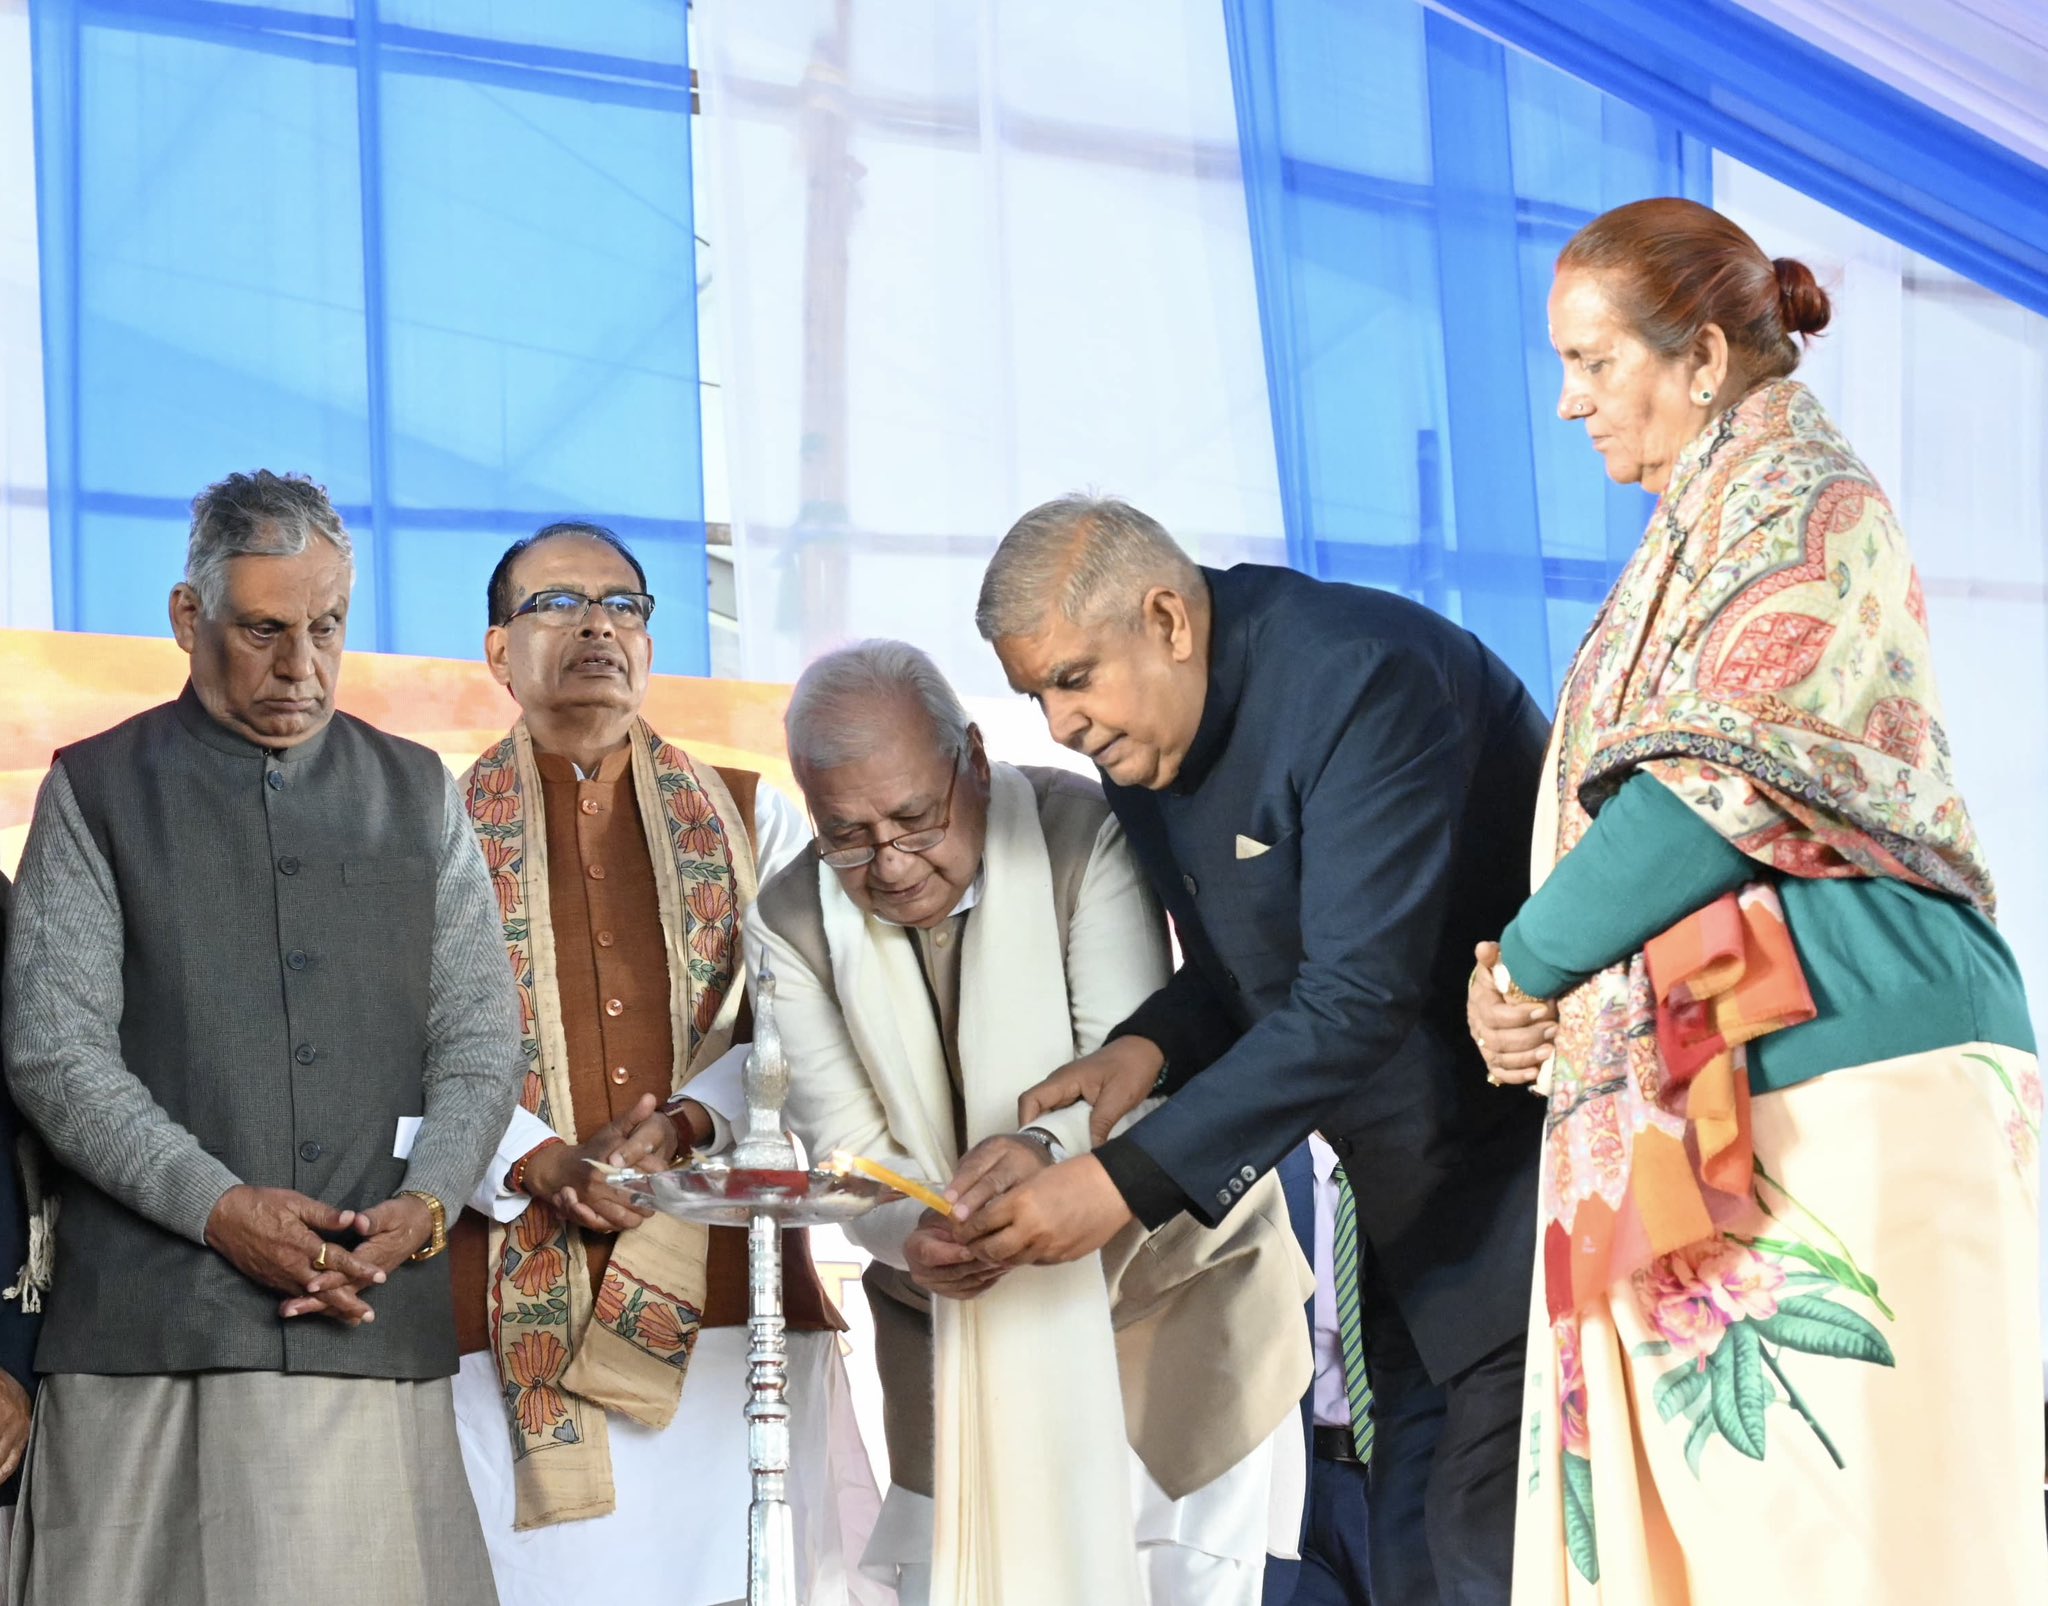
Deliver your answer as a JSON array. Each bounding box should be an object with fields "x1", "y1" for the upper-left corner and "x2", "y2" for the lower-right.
[{"x1": 0, "y1": 628, "x2": 795, "y2": 876}]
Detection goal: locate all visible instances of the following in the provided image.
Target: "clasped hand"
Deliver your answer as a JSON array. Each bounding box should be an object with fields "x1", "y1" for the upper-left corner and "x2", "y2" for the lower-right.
[
  {"x1": 1467, "y1": 939, "x2": 1558, "y2": 1088},
  {"x1": 205, "y1": 1184, "x2": 426, "y2": 1328},
  {"x1": 221, "y1": 1098, "x2": 695, "y2": 1328}
]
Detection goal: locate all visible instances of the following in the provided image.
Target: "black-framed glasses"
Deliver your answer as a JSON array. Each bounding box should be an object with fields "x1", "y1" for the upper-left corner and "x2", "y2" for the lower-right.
[
  {"x1": 508, "y1": 588, "x2": 656, "y2": 630},
  {"x1": 812, "y1": 758, "x2": 961, "y2": 870}
]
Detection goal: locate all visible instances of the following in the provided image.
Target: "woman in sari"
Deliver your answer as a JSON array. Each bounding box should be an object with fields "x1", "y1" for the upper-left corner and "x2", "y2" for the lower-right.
[{"x1": 1467, "y1": 197, "x2": 2046, "y2": 1603}]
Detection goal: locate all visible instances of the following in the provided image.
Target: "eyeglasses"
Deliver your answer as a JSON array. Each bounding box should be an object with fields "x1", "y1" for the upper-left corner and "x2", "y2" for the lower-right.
[
  {"x1": 812, "y1": 759, "x2": 961, "y2": 870},
  {"x1": 507, "y1": 588, "x2": 656, "y2": 630}
]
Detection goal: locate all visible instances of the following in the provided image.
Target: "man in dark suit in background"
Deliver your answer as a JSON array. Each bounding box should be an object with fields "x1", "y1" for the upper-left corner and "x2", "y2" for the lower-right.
[
  {"x1": 0, "y1": 873, "x2": 42, "y2": 1549},
  {"x1": 1264, "y1": 1140, "x2": 1381, "y2": 1606},
  {"x1": 953, "y1": 495, "x2": 1549, "y2": 1604}
]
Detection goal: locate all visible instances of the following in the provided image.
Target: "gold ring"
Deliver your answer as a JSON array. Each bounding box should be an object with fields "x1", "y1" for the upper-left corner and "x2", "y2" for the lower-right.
[{"x1": 314, "y1": 1243, "x2": 329, "y2": 1272}]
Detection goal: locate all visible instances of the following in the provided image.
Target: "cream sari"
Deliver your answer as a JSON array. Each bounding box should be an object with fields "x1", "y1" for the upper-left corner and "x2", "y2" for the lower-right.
[{"x1": 1512, "y1": 383, "x2": 2047, "y2": 1602}]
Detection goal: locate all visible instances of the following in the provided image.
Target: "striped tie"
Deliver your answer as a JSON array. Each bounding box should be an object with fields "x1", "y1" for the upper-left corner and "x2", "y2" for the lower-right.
[{"x1": 1332, "y1": 1163, "x2": 1375, "y2": 1463}]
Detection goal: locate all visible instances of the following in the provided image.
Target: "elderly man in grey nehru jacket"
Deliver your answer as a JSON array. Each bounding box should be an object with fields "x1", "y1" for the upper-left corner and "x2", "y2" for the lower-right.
[
  {"x1": 0, "y1": 471, "x2": 523, "y2": 1606},
  {"x1": 749, "y1": 640, "x2": 1310, "y2": 1606}
]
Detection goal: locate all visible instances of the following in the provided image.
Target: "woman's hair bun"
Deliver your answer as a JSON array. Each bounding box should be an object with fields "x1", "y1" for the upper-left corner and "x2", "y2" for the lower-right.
[{"x1": 1772, "y1": 257, "x2": 1832, "y2": 339}]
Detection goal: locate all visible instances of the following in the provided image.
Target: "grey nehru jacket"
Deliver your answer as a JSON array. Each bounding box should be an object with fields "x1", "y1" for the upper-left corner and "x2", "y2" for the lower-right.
[{"x1": 0, "y1": 685, "x2": 523, "y2": 1380}]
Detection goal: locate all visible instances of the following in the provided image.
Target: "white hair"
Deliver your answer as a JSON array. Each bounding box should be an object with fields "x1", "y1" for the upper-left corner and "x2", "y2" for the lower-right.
[
  {"x1": 185, "y1": 470, "x2": 353, "y2": 617},
  {"x1": 785, "y1": 639, "x2": 972, "y2": 773},
  {"x1": 975, "y1": 493, "x2": 1203, "y2": 641}
]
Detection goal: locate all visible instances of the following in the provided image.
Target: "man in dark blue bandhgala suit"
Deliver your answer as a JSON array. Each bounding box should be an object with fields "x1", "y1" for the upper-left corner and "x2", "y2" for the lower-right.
[{"x1": 955, "y1": 496, "x2": 1548, "y2": 1604}]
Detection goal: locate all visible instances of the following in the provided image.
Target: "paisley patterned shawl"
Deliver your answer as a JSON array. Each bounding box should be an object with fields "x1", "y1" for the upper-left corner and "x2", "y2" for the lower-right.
[
  {"x1": 1565, "y1": 378, "x2": 1989, "y2": 906},
  {"x1": 1538, "y1": 377, "x2": 1994, "y2": 1308},
  {"x1": 463, "y1": 719, "x2": 756, "y2": 1530}
]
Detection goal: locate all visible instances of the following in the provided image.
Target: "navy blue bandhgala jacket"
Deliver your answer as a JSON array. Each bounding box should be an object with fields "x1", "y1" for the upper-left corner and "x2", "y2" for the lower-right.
[{"x1": 1094, "y1": 564, "x2": 1550, "y2": 1381}]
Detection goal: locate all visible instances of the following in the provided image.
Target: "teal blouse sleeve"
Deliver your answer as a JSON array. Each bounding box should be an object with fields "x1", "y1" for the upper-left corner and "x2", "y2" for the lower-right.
[{"x1": 1497, "y1": 772, "x2": 1753, "y2": 1000}]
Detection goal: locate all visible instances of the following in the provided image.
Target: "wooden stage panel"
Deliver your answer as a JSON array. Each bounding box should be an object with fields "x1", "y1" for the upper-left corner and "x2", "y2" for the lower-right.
[{"x1": 0, "y1": 628, "x2": 795, "y2": 876}]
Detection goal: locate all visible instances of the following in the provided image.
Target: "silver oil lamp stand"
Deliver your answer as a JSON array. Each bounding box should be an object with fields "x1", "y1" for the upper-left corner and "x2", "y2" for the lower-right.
[{"x1": 613, "y1": 965, "x2": 892, "y2": 1606}]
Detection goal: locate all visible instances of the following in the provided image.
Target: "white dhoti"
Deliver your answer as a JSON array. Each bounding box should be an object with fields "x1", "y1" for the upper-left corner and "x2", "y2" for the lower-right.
[
  {"x1": 866, "y1": 1404, "x2": 1303, "y2": 1606},
  {"x1": 10, "y1": 1370, "x2": 495, "y2": 1606},
  {"x1": 454, "y1": 1328, "x2": 887, "y2": 1606}
]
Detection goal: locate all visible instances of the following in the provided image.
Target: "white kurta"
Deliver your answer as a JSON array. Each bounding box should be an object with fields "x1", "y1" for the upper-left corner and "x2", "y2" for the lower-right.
[
  {"x1": 457, "y1": 1078, "x2": 888, "y2": 1606},
  {"x1": 453, "y1": 780, "x2": 888, "y2": 1606},
  {"x1": 453, "y1": 1330, "x2": 885, "y2": 1606},
  {"x1": 866, "y1": 1408, "x2": 1301, "y2": 1606}
]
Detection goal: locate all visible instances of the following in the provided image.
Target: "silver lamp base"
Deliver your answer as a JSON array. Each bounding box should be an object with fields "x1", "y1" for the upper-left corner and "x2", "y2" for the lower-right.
[{"x1": 616, "y1": 1161, "x2": 890, "y2": 1606}]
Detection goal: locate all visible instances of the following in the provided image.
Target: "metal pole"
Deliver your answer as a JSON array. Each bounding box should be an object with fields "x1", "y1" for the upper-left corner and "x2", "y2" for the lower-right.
[
  {"x1": 793, "y1": 0, "x2": 854, "y2": 659},
  {"x1": 745, "y1": 1208, "x2": 796, "y2": 1606}
]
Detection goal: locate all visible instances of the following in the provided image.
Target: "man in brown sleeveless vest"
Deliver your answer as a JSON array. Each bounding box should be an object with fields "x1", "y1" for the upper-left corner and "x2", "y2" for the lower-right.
[{"x1": 445, "y1": 524, "x2": 873, "y2": 1606}]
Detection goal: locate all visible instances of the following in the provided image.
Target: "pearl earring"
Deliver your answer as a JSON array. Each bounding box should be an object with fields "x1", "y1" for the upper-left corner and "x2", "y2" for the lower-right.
[{"x1": 1697, "y1": 389, "x2": 1715, "y2": 404}]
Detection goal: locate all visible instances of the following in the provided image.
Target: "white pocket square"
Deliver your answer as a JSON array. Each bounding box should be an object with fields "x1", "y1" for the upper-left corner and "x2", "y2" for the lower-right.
[{"x1": 1234, "y1": 833, "x2": 1271, "y2": 860}]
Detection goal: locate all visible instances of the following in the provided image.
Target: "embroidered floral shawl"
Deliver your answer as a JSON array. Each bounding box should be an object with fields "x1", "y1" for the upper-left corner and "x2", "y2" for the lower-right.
[
  {"x1": 1538, "y1": 378, "x2": 1993, "y2": 1311},
  {"x1": 464, "y1": 720, "x2": 756, "y2": 1529}
]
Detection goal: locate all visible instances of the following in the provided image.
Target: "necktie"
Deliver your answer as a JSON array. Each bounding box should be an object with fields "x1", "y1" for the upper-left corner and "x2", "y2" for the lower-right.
[{"x1": 1332, "y1": 1163, "x2": 1375, "y2": 1462}]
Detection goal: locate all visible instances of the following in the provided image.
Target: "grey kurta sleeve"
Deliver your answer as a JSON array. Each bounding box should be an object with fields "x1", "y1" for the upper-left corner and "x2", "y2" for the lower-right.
[
  {"x1": 396, "y1": 767, "x2": 525, "y2": 1220},
  {"x1": 1, "y1": 763, "x2": 243, "y2": 1245}
]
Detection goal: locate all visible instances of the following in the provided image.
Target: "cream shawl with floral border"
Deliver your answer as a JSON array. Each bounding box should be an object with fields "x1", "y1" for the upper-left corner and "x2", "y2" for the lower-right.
[{"x1": 464, "y1": 719, "x2": 757, "y2": 1529}]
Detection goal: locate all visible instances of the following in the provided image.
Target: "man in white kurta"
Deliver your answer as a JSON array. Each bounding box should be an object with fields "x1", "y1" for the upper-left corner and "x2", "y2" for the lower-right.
[
  {"x1": 444, "y1": 524, "x2": 882, "y2": 1606},
  {"x1": 750, "y1": 641, "x2": 1311, "y2": 1606}
]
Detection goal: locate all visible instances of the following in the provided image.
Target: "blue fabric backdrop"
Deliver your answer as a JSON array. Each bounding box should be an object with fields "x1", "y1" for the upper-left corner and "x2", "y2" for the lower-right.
[
  {"x1": 1222, "y1": 0, "x2": 1709, "y2": 704},
  {"x1": 1435, "y1": 0, "x2": 2048, "y2": 322},
  {"x1": 30, "y1": 0, "x2": 709, "y2": 666}
]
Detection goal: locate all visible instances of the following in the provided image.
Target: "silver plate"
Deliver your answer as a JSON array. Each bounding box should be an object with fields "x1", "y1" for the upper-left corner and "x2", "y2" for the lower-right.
[{"x1": 610, "y1": 1158, "x2": 895, "y2": 1227}]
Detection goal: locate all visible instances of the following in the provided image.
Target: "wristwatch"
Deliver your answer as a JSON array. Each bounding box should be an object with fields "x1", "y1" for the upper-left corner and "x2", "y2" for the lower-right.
[
  {"x1": 1015, "y1": 1126, "x2": 1064, "y2": 1163},
  {"x1": 399, "y1": 1190, "x2": 448, "y2": 1261}
]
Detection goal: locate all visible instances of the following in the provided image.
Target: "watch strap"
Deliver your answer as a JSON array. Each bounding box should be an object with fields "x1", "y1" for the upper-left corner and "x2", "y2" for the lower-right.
[
  {"x1": 1017, "y1": 1126, "x2": 1065, "y2": 1163},
  {"x1": 399, "y1": 1189, "x2": 448, "y2": 1261}
]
